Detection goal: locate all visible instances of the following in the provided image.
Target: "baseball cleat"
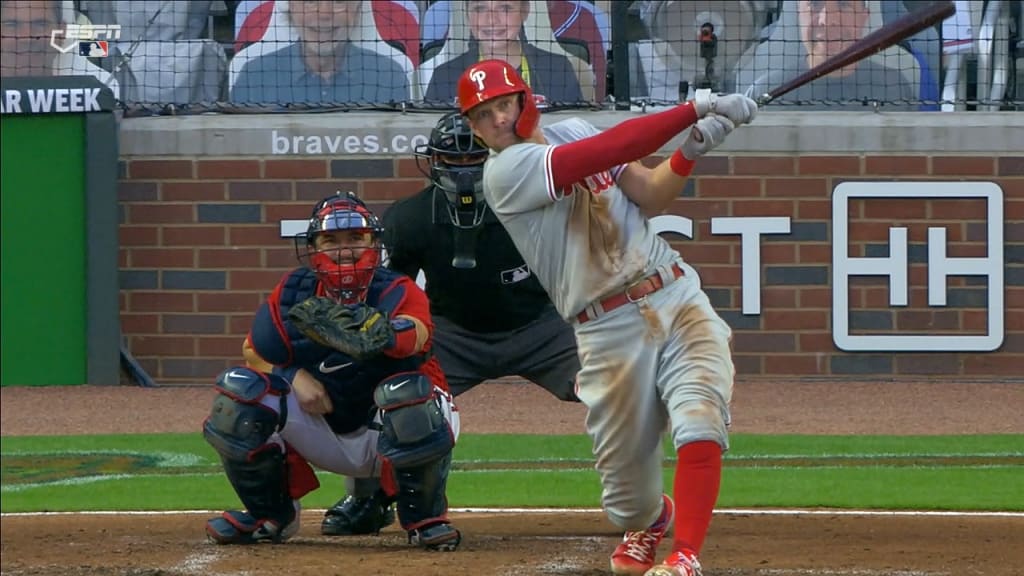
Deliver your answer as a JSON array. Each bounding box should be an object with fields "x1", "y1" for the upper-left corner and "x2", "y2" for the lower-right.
[
  {"x1": 409, "y1": 522, "x2": 461, "y2": 551},
  {"x1": 643, "y1": 550, "x2": 703, "y2": 576},
  {"x1": 206, "y1": 501, "x2": 301, "y2": 545},
  {"x1": 321, "y1": 492, "x2": 396, "y2": 535},
  {"x1": 610, "y1": 494, "x2": 675, "y2": 575}
]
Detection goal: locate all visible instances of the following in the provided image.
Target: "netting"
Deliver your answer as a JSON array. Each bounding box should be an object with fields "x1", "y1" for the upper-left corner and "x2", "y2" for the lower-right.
[{"x1": 1, "y1": 0, "x2": 1020, "y2": 115}]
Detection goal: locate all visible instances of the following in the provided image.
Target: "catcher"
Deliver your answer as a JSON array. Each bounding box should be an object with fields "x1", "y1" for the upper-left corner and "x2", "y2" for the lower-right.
[{"x1": 203, "y1": 192, "x2": 461, "y2": 551}]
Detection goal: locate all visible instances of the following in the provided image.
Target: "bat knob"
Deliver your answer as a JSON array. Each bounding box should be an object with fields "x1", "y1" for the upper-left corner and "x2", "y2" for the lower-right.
[{"x1": 756, "y1": 93, "x2": 772, "y2": 106}]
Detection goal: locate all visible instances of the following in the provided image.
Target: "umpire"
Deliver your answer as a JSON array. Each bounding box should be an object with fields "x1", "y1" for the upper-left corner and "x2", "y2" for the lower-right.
[{"x1": 321, "y1": 111, "x2": 581, "y2": 536}]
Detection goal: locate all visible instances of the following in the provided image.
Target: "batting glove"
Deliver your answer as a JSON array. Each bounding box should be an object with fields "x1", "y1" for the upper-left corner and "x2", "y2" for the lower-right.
[
  {"x1": 713, "y1": 93, "x2": 758, "y2": 126},
  {"x1": 681, "y1": 114, "x2": 735, "y2": 160},
  {"x1": 692, "y1": 89, "x2": 758, "y2": 126}
]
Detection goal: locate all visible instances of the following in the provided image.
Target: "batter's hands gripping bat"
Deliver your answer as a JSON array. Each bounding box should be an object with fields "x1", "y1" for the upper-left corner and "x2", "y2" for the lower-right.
[{"x1": 757, "y1": 1, "x2": 956, "y2": 106}]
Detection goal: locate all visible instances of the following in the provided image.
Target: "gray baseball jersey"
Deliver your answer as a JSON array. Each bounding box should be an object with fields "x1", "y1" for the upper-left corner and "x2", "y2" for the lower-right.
[
  {"x1": 481, "y1": 116, "x2": 735, "y2": 533},
  {"x1": 482, "y1": 117, "x2": 681, "y2": 320}
]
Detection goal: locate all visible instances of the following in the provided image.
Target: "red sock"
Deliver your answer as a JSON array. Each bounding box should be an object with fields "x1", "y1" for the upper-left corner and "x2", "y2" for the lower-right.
[{"x1": 672, "y1": 440, "x2": 722, "y2": 555}]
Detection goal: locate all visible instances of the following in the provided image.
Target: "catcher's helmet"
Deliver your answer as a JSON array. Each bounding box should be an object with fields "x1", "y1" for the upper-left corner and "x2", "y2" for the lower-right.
[
  {"x1": 457, "y1": 59, "x2": 540, "y2": 138},
  {"x1": 414, "y1": 111, "x2": 489, "y2": 229},
  {"x1": 296, "y1": 192, "x2": 383, "y2": 303}
]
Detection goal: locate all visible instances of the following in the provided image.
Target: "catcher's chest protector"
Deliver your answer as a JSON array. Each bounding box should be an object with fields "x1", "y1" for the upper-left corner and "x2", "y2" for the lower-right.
[{"x1": 273, "y1": 269, "x2": 432, "y2": 429}]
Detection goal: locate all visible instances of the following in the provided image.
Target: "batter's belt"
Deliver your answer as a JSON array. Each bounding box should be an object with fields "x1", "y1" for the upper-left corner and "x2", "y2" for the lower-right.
[{"x1": 576, "y1": 262, "x2": 685, "y2": 324}]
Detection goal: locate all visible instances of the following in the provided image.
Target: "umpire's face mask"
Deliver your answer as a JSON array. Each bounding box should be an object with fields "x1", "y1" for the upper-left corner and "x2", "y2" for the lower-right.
[{"x1": 435, "y1": 157, "x2": 486, "y2": 229}]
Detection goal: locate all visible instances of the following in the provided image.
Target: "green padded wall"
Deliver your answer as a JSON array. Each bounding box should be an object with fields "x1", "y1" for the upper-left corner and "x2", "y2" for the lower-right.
[{"x1": 1, "y1": 114, "x2": 88, "y2": 385}]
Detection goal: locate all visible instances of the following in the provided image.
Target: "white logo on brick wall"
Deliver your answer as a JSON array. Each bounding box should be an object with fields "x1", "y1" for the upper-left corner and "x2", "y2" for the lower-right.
[{"x1": 832, "y1": 182, "x2": 1004, "y2": 352}]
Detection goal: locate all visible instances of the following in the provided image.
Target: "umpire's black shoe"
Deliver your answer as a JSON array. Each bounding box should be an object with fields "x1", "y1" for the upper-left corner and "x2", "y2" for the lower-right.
[{"x1": 321, "y1": 492, "x2": 396, "y2": 536}]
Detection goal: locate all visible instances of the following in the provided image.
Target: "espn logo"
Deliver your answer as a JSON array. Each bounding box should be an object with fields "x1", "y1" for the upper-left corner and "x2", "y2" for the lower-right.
[
  {"x1": 832, "y1": 182, "x2": 1004, "y2": 352},
  {"x1": 50, "y1": 24, "x2": 120, "y2": 55}
]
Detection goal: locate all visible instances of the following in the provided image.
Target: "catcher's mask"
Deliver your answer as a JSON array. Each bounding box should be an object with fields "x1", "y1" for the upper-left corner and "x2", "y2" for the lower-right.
[
  {"x1": 414, "y1": 111, "x2": 489, "y2": 229},
  {"x1": 295, "y1": 192, "x2": 383, "y2": 303},
  {"x1": 457, "y1": 58, "x2": 541, "y2": 139}
]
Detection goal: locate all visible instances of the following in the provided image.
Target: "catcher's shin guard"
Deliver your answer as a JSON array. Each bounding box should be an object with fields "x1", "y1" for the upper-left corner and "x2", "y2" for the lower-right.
[
  {"x1": 374, "y1": 372, "x2": 460, "y2": 550},
  {"x1": 394, "y1": 453, "x2": 461, "y2": 551},
  {"x1": 203, "y1": 367, "x2": 297, "y2": 543}
]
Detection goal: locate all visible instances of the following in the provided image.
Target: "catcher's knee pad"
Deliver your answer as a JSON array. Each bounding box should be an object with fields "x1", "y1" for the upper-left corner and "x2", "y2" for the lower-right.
[
  {"x1": 203, "y1": 367, "x2": 295, "y2": 528},
  {"x1": 374, "y1": 372, "x2": 455, "y2": 469}
]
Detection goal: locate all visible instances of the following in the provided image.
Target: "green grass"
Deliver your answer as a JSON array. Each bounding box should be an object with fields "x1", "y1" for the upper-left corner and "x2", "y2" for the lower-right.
[{"x1": 2, "y1": 433, "x2": 1021, "y2": 513}]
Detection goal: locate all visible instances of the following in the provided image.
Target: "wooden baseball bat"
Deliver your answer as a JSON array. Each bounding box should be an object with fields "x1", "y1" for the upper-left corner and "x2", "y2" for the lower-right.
[{"x1": 757, "y1": 0, "x2": 956, "y2": 105}]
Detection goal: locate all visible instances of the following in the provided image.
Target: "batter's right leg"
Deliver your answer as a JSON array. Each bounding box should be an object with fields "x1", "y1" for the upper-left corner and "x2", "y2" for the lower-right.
[
  {"x1": 572, "y1": 307, "x2": 671, "y2": 575},
  {"x1": 202, "y1": 367, "x2": 313, "y2": 544}
]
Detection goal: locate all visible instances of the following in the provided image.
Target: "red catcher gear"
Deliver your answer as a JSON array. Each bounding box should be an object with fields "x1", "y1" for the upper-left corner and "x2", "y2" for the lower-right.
[
  {"x1": 295, "y1": 192, "x2": 383, "y2": 304},
  {"x1": 457, "y1": 59, "x2": 540, "y2": 139}
]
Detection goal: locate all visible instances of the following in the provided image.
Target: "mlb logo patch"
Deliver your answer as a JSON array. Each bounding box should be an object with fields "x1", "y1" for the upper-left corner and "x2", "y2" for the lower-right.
[
  {"x1": 79, "y1": 41, "x2": 109, "y2": 57},
  {"x1": 500, "y1": 265, "x2": 531, "y2": 284}
]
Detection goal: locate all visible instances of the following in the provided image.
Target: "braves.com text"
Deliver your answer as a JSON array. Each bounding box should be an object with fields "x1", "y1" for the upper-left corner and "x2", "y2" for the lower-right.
[{"x1": 271, "y1": 130, "x2": 429, "y2": 155}]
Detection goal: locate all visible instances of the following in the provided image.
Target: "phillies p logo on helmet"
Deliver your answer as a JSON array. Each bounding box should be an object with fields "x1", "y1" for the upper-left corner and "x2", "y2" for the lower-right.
[{"x1": 470, "y1": 69, "x2": 487, "y2": 92}]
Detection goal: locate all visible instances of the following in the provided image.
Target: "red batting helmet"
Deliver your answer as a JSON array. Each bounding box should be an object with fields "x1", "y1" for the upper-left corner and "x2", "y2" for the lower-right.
[{"x1": 457, "y1": 59, "x2": 540, "y2": 139}]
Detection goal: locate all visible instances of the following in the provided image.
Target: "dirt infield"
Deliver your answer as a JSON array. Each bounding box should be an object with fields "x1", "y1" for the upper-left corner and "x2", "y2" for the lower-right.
[
  {"x1": 2, "y1": 379, "x2": 1023, "y2": 575},
  {"x1": 2, "y1": 510, "x2": 1021, "y2": 576}
]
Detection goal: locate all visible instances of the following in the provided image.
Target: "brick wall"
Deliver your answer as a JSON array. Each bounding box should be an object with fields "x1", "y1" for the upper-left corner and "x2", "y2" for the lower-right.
[{"x1": 117, "y1": 152, "x2": 1023, "y2": 384}]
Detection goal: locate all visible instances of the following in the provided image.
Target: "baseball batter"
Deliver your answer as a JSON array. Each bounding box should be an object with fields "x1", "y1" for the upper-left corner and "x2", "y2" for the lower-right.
[{"x1": 457, "y1": 60, "x2": 758, "y2": 576}]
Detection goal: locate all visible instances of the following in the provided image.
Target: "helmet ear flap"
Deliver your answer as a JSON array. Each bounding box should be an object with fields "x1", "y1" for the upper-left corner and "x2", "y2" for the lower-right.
[{"x1": 514, "y1": 90, "x2": 540, "y2": 138}]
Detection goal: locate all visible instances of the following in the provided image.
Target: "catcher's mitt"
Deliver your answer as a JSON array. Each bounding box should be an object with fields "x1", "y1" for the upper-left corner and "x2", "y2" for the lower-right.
[{"x1": 287, "y1": 298, "x2": 394, "y2": 360}]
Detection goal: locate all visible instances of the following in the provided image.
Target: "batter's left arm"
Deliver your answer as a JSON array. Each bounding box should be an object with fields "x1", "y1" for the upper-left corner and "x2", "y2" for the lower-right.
[
  {"x1": 616, "y1": 160, "x2": 694, "y2": 218},
  {"x1": 618, "y1": 109, "x2": 750, "y2": 216}
]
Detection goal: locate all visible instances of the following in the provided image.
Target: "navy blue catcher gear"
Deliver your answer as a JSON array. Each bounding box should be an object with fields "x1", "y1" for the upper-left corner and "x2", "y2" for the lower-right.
[
  {"x1": 373, "y1": 372, "x2": 457, "y2": 547},
  {"x1": 373, "y1": 372, "x2": 455, "y2": 468},
  {"x1": 203, "y1": 367, "x2": 297, "y2": 544}
]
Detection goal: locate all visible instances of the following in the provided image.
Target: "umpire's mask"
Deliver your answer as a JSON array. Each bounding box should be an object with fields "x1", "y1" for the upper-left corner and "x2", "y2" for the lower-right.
[{"x1": 415, "y1": 111, "x2": 489, "y2": 229}]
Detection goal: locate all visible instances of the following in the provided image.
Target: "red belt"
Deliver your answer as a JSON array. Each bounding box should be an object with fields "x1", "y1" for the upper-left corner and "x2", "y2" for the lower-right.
[{"x1": 576, "y1": 263, "x2": 685, "y2": 324}]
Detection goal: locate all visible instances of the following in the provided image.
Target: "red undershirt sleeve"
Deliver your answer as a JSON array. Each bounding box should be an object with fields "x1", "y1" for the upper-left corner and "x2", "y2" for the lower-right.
[{"x1": 548, "y1": 102, "x2": 700, "y2": 192}]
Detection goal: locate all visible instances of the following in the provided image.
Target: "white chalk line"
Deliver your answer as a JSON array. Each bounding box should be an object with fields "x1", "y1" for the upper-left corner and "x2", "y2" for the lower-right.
[
  {"x1": 1, "y1": 472, "x2": 215, "y2": 493},
  {"x1": 2, "y1": 507, "x2": 1021, "y2": 518}
]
